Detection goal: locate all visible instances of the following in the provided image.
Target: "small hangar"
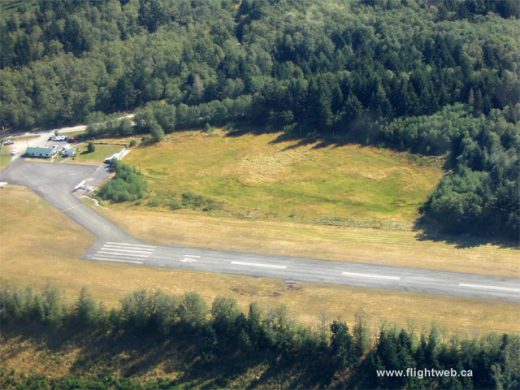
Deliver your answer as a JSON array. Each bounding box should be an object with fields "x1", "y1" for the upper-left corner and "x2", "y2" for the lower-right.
[{"x1": 25, "y1": 146, "x2": 55, "y2": 158}]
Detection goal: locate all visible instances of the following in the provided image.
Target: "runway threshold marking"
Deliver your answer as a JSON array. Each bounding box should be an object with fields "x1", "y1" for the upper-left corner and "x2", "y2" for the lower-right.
[
  {"x1": 97, "y1": 251, "x2": 150, "y2": 258},
  {"x1": 100, "y1": 246, "x2": 153, "y2": 254},
  {"x1": 93, "y1": 242, "x2": 156, "y2": 262},
  {"x1": 458, "y1": 283, "x2": 520, "y2": 293},
  {"x1": 106, "y1": 242, "x2": 156, "y2": 249},
  {"x1": 91, "y1": 256, "x2": 143, "y2": 264},
  {"x1": 341, "y1": 271, "x2": 401, "y2": 281},
  {"x1": 231, "y1": 261, "x2": 287, "y2": 270}
]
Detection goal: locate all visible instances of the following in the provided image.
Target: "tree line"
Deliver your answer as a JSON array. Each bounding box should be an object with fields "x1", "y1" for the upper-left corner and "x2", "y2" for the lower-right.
[
  {"x1": 379, "y1": 104, "x2": 519, "y2": 239},
  {"x1": 0, "y1": 0, "x2": 518, "y2": 240},
  {"x1": 1, "y1": 285, "x2": 519, "y2": 389}
]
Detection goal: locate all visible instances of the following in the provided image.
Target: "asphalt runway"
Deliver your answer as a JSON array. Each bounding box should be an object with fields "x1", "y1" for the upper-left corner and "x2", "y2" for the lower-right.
[{"x1": 2, "y1": 159, "x2": 519, "y2": 302}]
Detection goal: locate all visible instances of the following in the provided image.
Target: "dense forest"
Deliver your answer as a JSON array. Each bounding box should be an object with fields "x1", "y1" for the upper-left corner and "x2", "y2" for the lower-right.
[
  {"x1": 0, "y1": 0, "x2": 518, "y2": 239},
  {"x1": 1, "y1": 285, "x2": 519, "y2": 389}
]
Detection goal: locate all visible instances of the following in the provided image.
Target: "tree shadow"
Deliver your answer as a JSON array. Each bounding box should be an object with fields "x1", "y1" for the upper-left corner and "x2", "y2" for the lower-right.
[
  {"x1": 68, "y1": 332, "x2": 199, "y2": 378},
  {"x1": 413, "y1": 216, "x2": 519, "y2": 249},
  {"x1": 226, "y1": 126, "x2": 519, "y2": 250},
  {"x1": 265, "y1": 128, "x2": 369, "y2": 152},
  {"x1": 225, "y1": 124, "x2": 280, "y2": 138},
  {"x1": 2, "y1": 325, "x2": 343, "y2": 388}
]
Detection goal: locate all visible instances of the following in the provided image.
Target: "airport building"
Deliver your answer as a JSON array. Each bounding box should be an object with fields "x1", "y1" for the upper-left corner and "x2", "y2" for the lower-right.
[{"x1": 25, "y1": 146, "x2": 55, "y2": 158}]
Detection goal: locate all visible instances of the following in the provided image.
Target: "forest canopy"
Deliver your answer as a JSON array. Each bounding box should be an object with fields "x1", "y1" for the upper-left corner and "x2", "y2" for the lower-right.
[{"x1": 0, "y1": 0, "x2": 518, "y2": 240}]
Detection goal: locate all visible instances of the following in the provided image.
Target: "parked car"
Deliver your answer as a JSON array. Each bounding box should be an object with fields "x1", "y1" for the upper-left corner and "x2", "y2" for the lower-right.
[
  {"x1": 3, "y1": 140, "x2": 14, "y2": 145},
  {"x1": 68, "y1": 136, "x2": 77, "y2": 143}
]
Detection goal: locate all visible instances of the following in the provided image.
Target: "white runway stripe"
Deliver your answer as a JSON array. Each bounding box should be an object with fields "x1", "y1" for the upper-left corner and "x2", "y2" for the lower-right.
[
  {"x1": 458, "y1": 283, "x2": 520, "y2": 293},
  {"x1": 106, "y1": 242, "x2": 156, "y2": 249},
  {"x1": 97, "y1": 251, "x2": 150, "y2": 258},
  {"x1": 341, "y1": 271, "x2": 401, "y2": 281},
  {"x1": 100, "y1": 246, "x2": 153, "y2": 254},
  {"x1": 91, "y1": 256, "x2": 143, "y2": 264},
  {"x1": 92, "y1": 242, "x2": 156, "y2": 262},
  {"x1": 231, "y1": 261, "x2": 287, "y2": 270}
]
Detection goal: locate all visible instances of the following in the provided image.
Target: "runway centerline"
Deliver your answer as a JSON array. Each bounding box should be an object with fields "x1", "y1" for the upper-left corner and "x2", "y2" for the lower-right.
[
  {"x1": 341, "y1": 271, "x2": 401, "y2": 281},
  {"x1": 231, "y1": 261, "x2": 287, "y2": 270},
  {"x1": 458, "y1": 283, "x2": 520, "y2": 293}
]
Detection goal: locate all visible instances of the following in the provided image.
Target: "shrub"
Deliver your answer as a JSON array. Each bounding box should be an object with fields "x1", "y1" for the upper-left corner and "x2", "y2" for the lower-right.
[
  {"x1": 168, "y1": 199, "x2": 181, "y2": 210},
  {"x1": 181, "y1": 192, "x2": 219, "y2": 211},
  {"x1": 87, "y1": 142, "x2": 95, "y2": 153},
  {"x1": 98, "y1": 161, "x2": 147, "y2": 202},
  {"x1": 71, "y1": 288, "x2": 100, "y2": 329}
]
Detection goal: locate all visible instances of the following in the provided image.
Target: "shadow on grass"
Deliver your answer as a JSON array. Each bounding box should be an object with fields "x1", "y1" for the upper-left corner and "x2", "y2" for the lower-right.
[
  {"x1": 225, "y1": 124, "x2": 280, "y2": 138},
  {"x1": 1, "y1": 326, "x2": 338, "y2": 388},
  {"x1": 413, "y1": 216, "x2": 519, "y2": 249},
  {"x1": 229, "y1": 125, "x2": 517, "y2": 250}
]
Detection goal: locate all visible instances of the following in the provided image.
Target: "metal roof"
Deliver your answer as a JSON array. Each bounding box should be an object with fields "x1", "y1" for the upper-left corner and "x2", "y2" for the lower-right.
[{"x1": 25, "y1": 146, "x2": 54, "y2": 156}]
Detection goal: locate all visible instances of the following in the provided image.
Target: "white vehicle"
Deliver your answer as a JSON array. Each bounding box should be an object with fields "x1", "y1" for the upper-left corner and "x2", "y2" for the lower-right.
[
  {"x1": 9, "y1": 148, "x2": 18, "y2": 155},
  {"x1": 3, "y1": 140, "x2": 14, "y2": 145}
]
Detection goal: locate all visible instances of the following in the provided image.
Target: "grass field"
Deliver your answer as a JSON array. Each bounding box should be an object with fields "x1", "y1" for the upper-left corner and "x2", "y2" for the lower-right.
[
  {"x1": 0, "y1": 147, "x2": 11, "y2": 170},
  {"x1": 114, "y1": 129, "x2": 518, "y2": 277},
  {"x1": 125, "y1": 130, "x2": 443, "y2": 226},
  {"x1": 1, "y1": 185, "x2": 519, "y2": 335},
  {"x1": 65, "y1": 143, "x2": 124, "y2": 164},
  {"x1": 104, "y1": 207, "x2": 520, "y2": 278}
]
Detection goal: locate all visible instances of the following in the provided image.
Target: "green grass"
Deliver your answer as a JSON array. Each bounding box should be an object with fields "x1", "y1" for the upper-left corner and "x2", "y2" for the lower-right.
[
  {"x1": 66, "y1": 143, "x2": 123, "y2": 164},
  {"x1": 126, "y1": 130, "x2": 444, "y2": 226},
  {"x1": 0, "y1": 147, "x2": 12, "y2": 171}
]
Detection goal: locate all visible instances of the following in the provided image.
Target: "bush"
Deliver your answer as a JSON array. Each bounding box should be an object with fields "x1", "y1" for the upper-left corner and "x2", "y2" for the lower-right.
[
  {"x1": 98, "y1": 161, "x2": 147, "y2": 202},
  {"x1": 181, "y1": 192, "x2": 219, "y2": 211},
  {"x1": 87, "y1": 142, "x2": 95, "y2": 153},
  {"x1": 168, "y1": 199, "x2": 181, "y2": 210},
  {"x1": 71, "y1": 288, "x2": 101, "y2": 329}
]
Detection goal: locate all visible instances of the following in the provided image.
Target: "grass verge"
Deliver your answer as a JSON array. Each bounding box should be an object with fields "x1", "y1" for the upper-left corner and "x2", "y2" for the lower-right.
[
  {"x1": 103, "y1": 206, "x2": 520, "y2": 278},
  {"x1": 64, "y1": 143, "x2": 123, "y2": 164},
  {"x1": 0, "y1": 147, "x2": 11, "y2": 171}
]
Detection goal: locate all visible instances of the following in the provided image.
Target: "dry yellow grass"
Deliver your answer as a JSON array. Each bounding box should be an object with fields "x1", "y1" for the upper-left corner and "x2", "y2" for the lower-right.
[
  {"x1": 1, "y1": 185, "x2": 519, "y2": 336},
  {"x1": 103, "y1": 207, "x2": 520, "y2": 278},
  {"x1": 0, "y1": 337, "x2": 80, "y2": 379}
]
